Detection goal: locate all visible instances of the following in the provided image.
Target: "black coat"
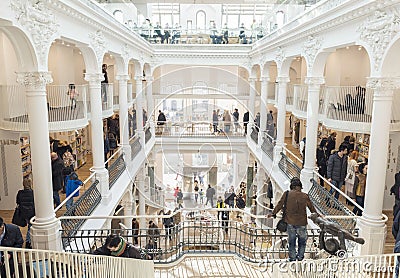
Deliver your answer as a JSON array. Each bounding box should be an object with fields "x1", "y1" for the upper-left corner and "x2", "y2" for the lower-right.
[
  {"x1": 0, "y1": 224, "x2": 24, "y2": 248},
  {"x1": 16, "y1": 189, "x2": 35, "y2": 220},
  {"x1": 327, "y1": 152, "x2": 348, "y2": 183},
  {"x1": 52, "y1": 157, "x2": 64, "y2": 191},
  {"x1": 243, "y1": 112, "x2": 249, "y2": 124},
  {"x1": 316, "y1": 147, "x2": 328, "y2": 175}
]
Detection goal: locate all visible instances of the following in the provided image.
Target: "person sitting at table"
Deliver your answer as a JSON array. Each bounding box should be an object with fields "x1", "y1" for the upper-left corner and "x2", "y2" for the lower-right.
[
  {"x1": 222, "y1": 23, "x2": 229, "y2": 44},
  {"x1": 154, "y1": 22, "x2": 164, "y2": 43},
  {"x1": 209, "y1": 22, "x2": 218, "y2": 44},
  {"x1": 239, "y1": 23, "x2": 246, "y2": 44}
]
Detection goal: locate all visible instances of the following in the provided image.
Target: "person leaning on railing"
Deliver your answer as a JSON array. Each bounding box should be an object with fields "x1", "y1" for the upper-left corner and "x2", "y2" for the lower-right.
[{"x1": 92, "y1": 234, "x2": 143, "y2": 259}]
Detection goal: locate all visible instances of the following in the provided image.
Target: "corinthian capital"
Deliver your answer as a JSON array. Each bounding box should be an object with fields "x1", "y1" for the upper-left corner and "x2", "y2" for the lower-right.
[
  {"x1": 367, "y1": 77, "x2": 400, "y2": 91},
  {"x1": 16, "y1": 72, "x2": 53, "y2": 89},
  {"x1": 276, "y1": 76, "x2": 290, "y2": 84},
  {"x1": 115, "y1": 74, "x2": 130, "y2": 82},
  {"x1": 84, "y1": 73, "x2": 104, "y2": 84},
  {"x1": 304, "y1": 77, "x2": 325, "y2": 85}
]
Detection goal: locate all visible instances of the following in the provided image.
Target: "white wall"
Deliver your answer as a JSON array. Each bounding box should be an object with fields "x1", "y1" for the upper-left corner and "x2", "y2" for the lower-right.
[
  {"x1": 0, "y1": 130, "x2": 23, "y2": 210},
  {"x1": 325, "y1": 47, "x2": 370, "y2": 86},
  {"x1": 180, "y1": 4, "x2": 222, "y2": 30},
  {"x1": 383, "y1": 131, "x2": 400, "y2": 210}
]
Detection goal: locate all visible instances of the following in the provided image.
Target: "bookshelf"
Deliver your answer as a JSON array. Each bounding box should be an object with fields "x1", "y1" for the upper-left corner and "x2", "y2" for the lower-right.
[
  {"x1": 356, "y1": 133, "x2": 370, "y2": 161},
  {"x1": 50, "y1": 128, "x2": 88, "y2": 169},
  {"x1": 20, "y1": 137, "x2": 32, "y2": 178}
]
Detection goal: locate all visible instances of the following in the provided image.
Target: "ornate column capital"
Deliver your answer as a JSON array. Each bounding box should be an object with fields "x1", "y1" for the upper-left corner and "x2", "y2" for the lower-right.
[
  {"x1": 260, "y1": 77, "x2": 270, "y2": 83},
  {"x1": 276, "y1": 76, "x2": 290, "y2": 84},
  {"x1": 358, "y1": 9, "x2": 400, "y2": 73},
  {"x1": 11, "y1": 1, "x2": 59, "y2": 66},
  {"x1": 115, "y1": 74, "x2": 130, "y2": 82},
  {"x1": 16, "y1": 72, "x2": 53, "y2": 90},
  {"x1": 84, "y1": 73, "x2": 103, "y2": 84},
  {"x1": 302, "y1": 35, "x2": 322, "y2": 71},
  {"x1": 134, "y1": 76, "x2": 144, "y2": 82},
  {"x1": 304, "y1": 76, "x2": 325, "y2": 85},
  {"x1": 89, "y1": 30, "x2": 107, "y2": 66},
  {"x1": 248, "y1": 77, "x2": 259, "y2": 83},
  {"x1": 367, "y1": 77, "x2": 400, "y2": 99}
]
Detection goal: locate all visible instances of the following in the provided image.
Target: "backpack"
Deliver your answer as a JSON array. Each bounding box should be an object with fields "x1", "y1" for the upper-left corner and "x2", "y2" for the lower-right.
[
  {"x1": 63, "y1": 151, "x2": 75, "y2": 167},
  {"x1": 391, "y1": 183, "x2": 400, "y2": 200},
  {"x1": 108, "y1": 133, "x2": 117, "y2": 149}
]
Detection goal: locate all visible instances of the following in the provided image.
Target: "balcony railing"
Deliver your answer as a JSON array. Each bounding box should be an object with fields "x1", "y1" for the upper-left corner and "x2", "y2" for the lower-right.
[
  {"x1": 130, "y1": 135, "x2": 142, "y2": 160},
  {"x1": 261, "y1": 132, "x2": 275, "y2": 160},
  {"x1": 286, "y1": 83, "x2": 294, "y2": 107},
  {"x1": 250, "y1": 126, "x2": 259, "y2": 144},
  {"x1": 60, "y1": 179, "x2": 101, "y2": 246},
  {"x1": 322, "y1": 86, "x2": 372, "y2": 123},
  {"x1": 107, "y1": 148, "x2": 126, "y2": 189},
  {"x1": 145, "y1": 124, "x2": 152, "y2": 143},
  {"x1": 0, "y1": 84, "x2": 89, "y2": 131},
  {"x1": 61, "y1": 216, "x2": 359, "y2": 264},
  {"x1": 308, "y1": 177, "x2": 356, "y2": 230},
  {"x1": 0, "y1": 246, "x2": 154, "y2": 278},
  {"x1": 155, "y1": 121, "x2": 245, "y2": 137},
  {"x1": 101, "y1": 83, "x2": 114, "y2": 117},
  {"x1": 293, "y1": 84, "x2": 308, "y2": 118},
  {"x1": 267, "y1": 82, "x2": 276, "y2": 103},
  {"x1": 278, "y1": 152, "x2": 302, "y2": 180}
]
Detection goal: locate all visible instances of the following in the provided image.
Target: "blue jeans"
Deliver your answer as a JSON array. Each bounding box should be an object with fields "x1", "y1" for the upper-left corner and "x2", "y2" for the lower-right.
[
  {"x1": 395, "y1": 241, "x2": 400, "y2": 278},
  {"x1": 53, "y1": 190, "x2": 61, "y2": 207},
  {"x1": 329, "y1": 180, "x2": 343, "y2": 200},
  {"x1": 66, "y1": 198, "x2": 74, "y2": 211},
  {"x1": 353, "y1": 195, "x2": 365, "y2": 216},
  {"x1": 287, "y1": 224, "x2": 308, "y2": 261}
]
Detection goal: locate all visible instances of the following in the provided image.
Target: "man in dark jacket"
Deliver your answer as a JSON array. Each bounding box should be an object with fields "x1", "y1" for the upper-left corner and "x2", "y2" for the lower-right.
[
  {"x1": 0, "y1": 217, "x2": 24, "y2": 277},
  {"x1": 243, "y1": 111, "x2": 249, "y2": 135},
  {"x1": 327, "y1": 144, "x2": 348, "y2": 202},
  {"x1": 212, "y1": 110, "x2": 218, "y2": 133},
  {"x1": 268, "y1": 178, "x2": 317, "y2": 262},
  {"x1": 206, "y1": 184, "x2": 215, "y2": 207},
  {"x1": 232, "y1": 109, "x2": 240, "y2": 132},
  {"x1": 51, "y1": 152, "x2": 64, "y2": 207}
]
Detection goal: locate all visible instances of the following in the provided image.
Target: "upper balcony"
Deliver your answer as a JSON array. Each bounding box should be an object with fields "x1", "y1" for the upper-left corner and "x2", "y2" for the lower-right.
[{"x1": 0, "y1": 84, "x2": 115, "y2": 132}]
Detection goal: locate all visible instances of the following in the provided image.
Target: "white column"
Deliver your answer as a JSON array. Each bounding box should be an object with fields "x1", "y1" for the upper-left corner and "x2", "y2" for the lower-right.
[
  {"x1": 300, "y1": 77, "x2": 325, "y2": 192},
  {"x1": 137, "y1": 168, "x2": 146, "y2": 228},
  {"x1": 17, "y1": 72, "x2": 62, "y2": 251},
  {"x1": 248, "y1": 77, "x2": 257, "y2": 121},
  {"x1": 357, "y1": 77, "x2": 400, "y2": 255},
  {"x1": 85, "y1": 73, "x2": 110, "y2": 203},
  {"x1": 258, "y1": 77, "x2": 269, "y2": 146},
  {"x1": 273, "y1": 76, "x2": 289, "y2": 161},
  {"x1": 123, "y1": 197, "x2": 134, "y2": 229},
  {"x1": 116, "y1": 74, "x2": 131, "y2": 162},
  {"x1": 146, "y1": 77, "x2": 156, "y2": 136},
  {"x1": 135, "y1": 76, "x2": 145, "y2": 146}
]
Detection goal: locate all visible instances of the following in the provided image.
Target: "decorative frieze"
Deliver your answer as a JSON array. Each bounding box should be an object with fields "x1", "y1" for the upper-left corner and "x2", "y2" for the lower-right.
[
  {"x1": 16, "y1": 72, "x2": 53, "y2": 90},
  {"x1": 302, "y1": 35, "x2": 322, "y2": 71},
  {"x1": 304, "y1": 77, "x2": 325, "y2": 85},
  {"x1": 358, "y1": 9, "x2": 400, "y2": 72},
  {"x1": 89, "y1": 30, "x2": 107, "y2": 66},
  {"x1": 11, "y1": 0, "x2": 59, "y2": 65},
  {"x1": 275, "y1": 47, "x2": 285, "y2": 70}
]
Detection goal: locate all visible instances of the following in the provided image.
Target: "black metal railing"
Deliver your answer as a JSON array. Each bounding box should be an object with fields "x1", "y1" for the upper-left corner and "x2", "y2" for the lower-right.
[
  {"x1": 61, "y1": 219, "x2": 359, "y2": 264},
  {"x1": 130, "y1": 136, "x2": 141, "y2": 161},
  {"x1": 308, "y1": 179, "x2": 356, "y2": 230},
  {"x1": 60, "y1": 180, "x2": 101, "y2": 247},
  {"x1": 278, "y1": 152, "x2": 301, "y2": 180},
  {"x1": 108, "y1": 153, "x2": 126, "y2": 189},
  {"x1": 250, "y1": 127, "x2": 259, "y2": 144},
  {"x1": 261, "y1": 136, "x2": 275, "y2": 160},
  {"x1": 155, "y1": 121, "x2": 245, "y2": 137},
  {"x1": 145, "y1": 126, "x2": 152, "y2": 143}
]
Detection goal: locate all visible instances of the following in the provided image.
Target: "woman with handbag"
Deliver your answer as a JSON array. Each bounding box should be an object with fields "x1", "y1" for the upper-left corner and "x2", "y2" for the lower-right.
[
  {"x1": 16, "y1": 178, "x2": 35, "y2": 249},
  {"x1": 344, "y1": 151, "x2": 359, "y2": 205}
]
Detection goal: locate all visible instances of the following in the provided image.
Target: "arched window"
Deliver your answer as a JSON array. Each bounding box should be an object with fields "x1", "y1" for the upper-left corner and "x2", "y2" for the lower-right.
[
  {"x1": 196, "y1": 10, "x2": 206, "y2": 31},
  {"x1": 276, "y1": 11, "x2": 285, "y2": 28},
  {"x1": 113, "y1": 10, "x2": 124, "y2": 24}
]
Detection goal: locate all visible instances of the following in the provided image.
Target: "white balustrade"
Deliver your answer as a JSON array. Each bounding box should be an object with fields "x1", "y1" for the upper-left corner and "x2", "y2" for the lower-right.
[
  {"x1": 286, "y1": 83, "x2": 294, "y2": 107},
  {"x1": 0, "y1": 246, "x2": 154, "y2": 278},
  {"x1": 0, "y1": 84, "x2": 89, "y2": 131},
  {"x1": 293, "y1": 84, "x2": 308, "y2": 119}
]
